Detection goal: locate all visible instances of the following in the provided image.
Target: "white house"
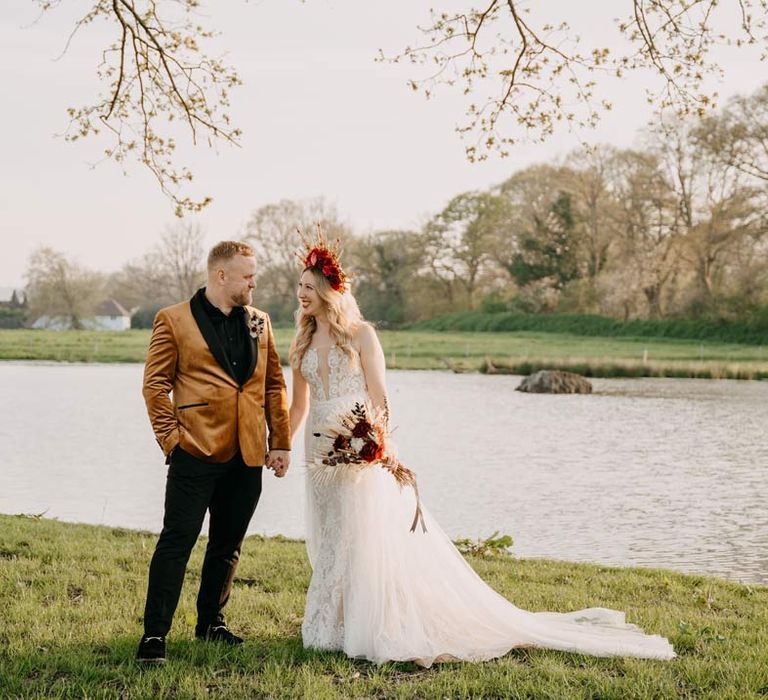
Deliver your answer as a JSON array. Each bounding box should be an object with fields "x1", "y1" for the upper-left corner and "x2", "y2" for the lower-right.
[
  {"x1": 32, "y1": 299, "x2": 132, "y2": 331},
  {"x1": 91, "y1": 299, "x2": 132, "y2": 331}
]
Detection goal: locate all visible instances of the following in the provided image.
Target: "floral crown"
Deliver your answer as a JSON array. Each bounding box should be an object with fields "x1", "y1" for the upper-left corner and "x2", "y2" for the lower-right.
[{"x1": 298, "y1": 225, "x2": 348, "y2": 293}]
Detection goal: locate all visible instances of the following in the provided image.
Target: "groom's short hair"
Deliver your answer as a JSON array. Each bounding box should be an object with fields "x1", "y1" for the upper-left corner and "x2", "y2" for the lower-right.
[{"x1": 207, "y1": 241, "x2": 255, "y2": 272}]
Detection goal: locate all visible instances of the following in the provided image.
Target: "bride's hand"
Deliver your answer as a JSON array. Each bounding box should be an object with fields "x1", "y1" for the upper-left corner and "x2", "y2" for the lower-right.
[{"x1": 267, "y1": 449, "x2": 291, "y2": 477}]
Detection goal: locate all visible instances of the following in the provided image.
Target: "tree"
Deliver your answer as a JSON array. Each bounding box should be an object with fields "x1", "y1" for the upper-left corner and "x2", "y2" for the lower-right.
[
  {"x1": 699, "y1": 83, "x2": 768, "y2": 184},
  {"x1": 25, "y1": 247, "x2": 104, "y2": 329},
  {"x1": 8, "y1": 290, "x2": 27, "y2": 310},
  {"x1": 386, "y1": 2, "x2": 768, "y2": 161},
  {"x1": 423, "y1": 192, "x2": 510, "y2": 309},
  {"x1": 35, "y1": 0, "x2": 241, "y2": 215},
  {"x1": 654, "y1": 117, "x2": 767, "y2": 312},
  {"x1": 109, "y1": 221, "x2": 205, "y2": 319},
  {"x1": 610, "y1": 149, "x2": 680, "y2": 319},
  {"x1": 350, "y1": 230, "x2": 425, "y2": 325},
  {"x1": 714, "y1": 231, "x2": 768, "y2": 317},
  {"x1": 494, "y1": 163, "x2": 578, "y2": 289},
  {"x1": 507, "y1": 192, "x2": 581, "y2": 292},
  {"x1": 565, "y1": 145, "x2": 625, "y2": 279},
  {"x1": 157, "y1": 221, "x2": 207, "y2": 300},
  {"x1": 243, "y1": 198, "x2": 352, "y2": 322}
]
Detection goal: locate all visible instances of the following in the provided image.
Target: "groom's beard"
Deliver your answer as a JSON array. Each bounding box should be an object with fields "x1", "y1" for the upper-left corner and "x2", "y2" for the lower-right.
[{"x1": 231, "y1": 289, "x2": 252, "y2": 307}]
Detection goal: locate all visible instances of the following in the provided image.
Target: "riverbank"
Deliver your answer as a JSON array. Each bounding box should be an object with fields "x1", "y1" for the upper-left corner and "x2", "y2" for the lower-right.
[
  {"x1": 2, "y1": 328, "x2": 767, "y2": 379},
  {"x1": 1, "y1": 515, "x2": 766, "y2": 699}
]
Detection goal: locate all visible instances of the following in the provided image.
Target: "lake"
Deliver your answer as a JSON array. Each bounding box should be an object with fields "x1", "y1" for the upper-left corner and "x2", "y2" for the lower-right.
[{"x1": 1, "y1": 361, "x2": 766, "y2": 584}]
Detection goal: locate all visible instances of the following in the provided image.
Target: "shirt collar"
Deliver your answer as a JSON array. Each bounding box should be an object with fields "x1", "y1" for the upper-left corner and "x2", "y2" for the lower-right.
[{"x1": 198, "y1": 287, "x2": 245, "y2": 321}]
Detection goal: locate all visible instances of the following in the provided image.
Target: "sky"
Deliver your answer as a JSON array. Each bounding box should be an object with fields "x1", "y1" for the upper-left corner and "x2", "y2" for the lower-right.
[{"x1": 1, "y1": 1, "x2": 766, "y2": 288}]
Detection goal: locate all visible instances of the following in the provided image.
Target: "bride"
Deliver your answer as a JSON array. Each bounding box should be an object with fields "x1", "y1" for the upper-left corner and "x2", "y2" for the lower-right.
[{"x1": 284, "y1": 233, "x2": 675, "y2": 667}]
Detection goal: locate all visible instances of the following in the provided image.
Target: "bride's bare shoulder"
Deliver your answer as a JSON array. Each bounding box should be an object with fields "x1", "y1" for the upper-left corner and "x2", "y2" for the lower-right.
[{"x1": 352, "y1": 321, "x2": 378, "y2": 345}]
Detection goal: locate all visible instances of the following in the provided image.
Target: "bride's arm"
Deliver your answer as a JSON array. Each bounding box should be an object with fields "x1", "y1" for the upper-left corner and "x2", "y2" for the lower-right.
[
  {"x1": 289, "y1": 367, "x2": 310, "y2": 442},
  {"x1": 357, "y1": 323, "x2": 389, "y2": 422}
]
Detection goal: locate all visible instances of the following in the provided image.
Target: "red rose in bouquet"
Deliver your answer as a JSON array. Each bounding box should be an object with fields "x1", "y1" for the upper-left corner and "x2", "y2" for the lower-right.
[
  {"x1": 351, "y1": 419, "x2": 372, "y2": 438},
  {"x1": 360, "y1": 440, "x2": 383, "y2": 463}
]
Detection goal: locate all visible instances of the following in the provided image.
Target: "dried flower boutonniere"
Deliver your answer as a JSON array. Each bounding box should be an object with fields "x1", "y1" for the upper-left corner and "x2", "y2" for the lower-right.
[{"x1": 246, "y1": 311, "x2": 265, "y2": 341}]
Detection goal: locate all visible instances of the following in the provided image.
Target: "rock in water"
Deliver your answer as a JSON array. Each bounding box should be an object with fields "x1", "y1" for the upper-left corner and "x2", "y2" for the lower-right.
[{"x1": 516, "y1": 370, "x2": 593, "y2": 394}]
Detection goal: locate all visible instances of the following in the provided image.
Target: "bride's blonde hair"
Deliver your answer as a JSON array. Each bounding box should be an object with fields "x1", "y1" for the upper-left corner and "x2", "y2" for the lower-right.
[{"x1": 289, "y1": 267, "x2": 364, "y2": 369}]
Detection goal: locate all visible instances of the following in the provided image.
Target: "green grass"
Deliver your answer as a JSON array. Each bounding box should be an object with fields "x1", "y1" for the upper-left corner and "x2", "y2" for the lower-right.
[
  {"x1": 0, "y1": 329, "x2": 152, "y2": 363},
  {"x1": 1, "y1": 515, "x2": 766, "y2": 699},
  {"x1": 1, "y1": 328, "x2": 767, "y2": 379}
]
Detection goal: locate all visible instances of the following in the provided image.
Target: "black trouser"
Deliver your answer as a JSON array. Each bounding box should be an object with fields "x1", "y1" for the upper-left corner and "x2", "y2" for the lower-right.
[{"x1": 142, "y1": 447, "x2": 263, "y2": 636}]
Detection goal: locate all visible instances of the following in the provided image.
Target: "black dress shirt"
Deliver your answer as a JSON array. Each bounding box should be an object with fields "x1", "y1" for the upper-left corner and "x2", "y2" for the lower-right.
[{"x1": 198, "y1": 288, "x2": 250, "y2": 386}]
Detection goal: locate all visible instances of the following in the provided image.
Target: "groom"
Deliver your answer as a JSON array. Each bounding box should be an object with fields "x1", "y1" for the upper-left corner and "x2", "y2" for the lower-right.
[{"x1": 137, "y1": 241, "x2": 290, "y2": 664}]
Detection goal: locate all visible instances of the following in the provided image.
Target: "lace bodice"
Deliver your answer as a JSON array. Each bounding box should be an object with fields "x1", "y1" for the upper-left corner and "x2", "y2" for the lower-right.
[{"x1": 300, "y1": 345, "x2": 367, "y2": 404}]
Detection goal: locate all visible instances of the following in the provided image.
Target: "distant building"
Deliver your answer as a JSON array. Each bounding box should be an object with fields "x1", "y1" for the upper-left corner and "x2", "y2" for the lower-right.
[
  {"x1": 92, "y1": 299, "x2": 132, "y2": 331},
  {"x1": 31, "y1": 298, "x2": 132, "y2": 331}
]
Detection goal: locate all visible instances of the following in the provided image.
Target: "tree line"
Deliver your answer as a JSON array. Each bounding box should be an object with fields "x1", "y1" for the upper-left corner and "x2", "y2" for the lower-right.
[
  {"x1": 237, "y1": 82, "x2": 768, "y2": 326},
  {"x1": 21, "y1": 82, "x2": 768, "y2": 330}
]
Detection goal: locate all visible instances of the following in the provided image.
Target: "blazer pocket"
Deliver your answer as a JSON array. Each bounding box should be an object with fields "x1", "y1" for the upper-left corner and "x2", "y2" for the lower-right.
[{"x1": 178, "y1": 402, "x2": 209, "y2": 410}]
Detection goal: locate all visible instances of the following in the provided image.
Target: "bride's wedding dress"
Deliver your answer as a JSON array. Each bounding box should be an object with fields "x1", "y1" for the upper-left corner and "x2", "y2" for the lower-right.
[{"x1": 299, "y1": 345, "x2": 675, "y2": 666}]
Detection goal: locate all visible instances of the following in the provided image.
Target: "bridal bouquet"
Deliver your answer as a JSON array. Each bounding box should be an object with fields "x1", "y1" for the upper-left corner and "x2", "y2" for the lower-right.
[{"x1": 312, "y1": 402, "x2": 426, "y2": 533}]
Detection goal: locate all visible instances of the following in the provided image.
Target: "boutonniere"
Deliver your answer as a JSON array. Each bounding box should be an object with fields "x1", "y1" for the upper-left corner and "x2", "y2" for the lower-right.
[{"x1": 246, "y1": 310, "x2": 265, "y2": 341}]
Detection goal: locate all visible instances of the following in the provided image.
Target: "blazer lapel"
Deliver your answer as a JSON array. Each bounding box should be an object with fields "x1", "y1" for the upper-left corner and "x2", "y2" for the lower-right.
[
  {"x1": 243, "y1": 309, "x2": 259, "y2": 382},
  {"x1": 189, "y1": 291, "x2": 237, "y2": 382}
]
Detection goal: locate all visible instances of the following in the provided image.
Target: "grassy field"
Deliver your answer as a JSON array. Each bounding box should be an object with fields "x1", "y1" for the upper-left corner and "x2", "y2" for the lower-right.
[
  {"x1": 0, "y1": 515, "x2": 766, "y2": 699},
  {"x1": 1, "y1": 328, "x2": 767, "y2": 379}
]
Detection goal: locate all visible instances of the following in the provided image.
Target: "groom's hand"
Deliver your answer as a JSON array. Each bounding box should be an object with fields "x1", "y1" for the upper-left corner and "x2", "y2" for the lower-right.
[{"x1": 266, "y1": 450, "x2": 290, "y2": 477}]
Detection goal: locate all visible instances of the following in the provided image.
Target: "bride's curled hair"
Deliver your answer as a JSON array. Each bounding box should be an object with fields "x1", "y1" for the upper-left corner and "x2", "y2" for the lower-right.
[{"x1": 289, "y1": 267, "x2": 364, "y2": 369}]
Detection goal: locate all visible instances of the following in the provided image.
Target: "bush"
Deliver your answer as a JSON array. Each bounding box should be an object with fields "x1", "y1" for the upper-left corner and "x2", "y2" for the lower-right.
[
  {"x1": 0, "y1": 308, "x2": 26, "y2": 329},
  {"x1": 411, "y1": 310, "x2": 768, "y2": 345},
  {"x1": 130, "y1": 306, "x2": 163, "y2": 329}
]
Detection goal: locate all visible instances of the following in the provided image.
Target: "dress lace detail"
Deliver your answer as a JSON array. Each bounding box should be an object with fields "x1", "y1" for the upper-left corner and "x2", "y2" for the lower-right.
[
  {"x1": 301, "y1": 347, "x2": 324, "y2": 403},
  {"x1": 298, "y1": 345, "x2": 676, "y2": 665},
  {"x1": 302, "y1": 346, "x2": 366, "y2": 404},
  {"x1": 300, "y1": 346, "x2": 368, "y2": 649}
]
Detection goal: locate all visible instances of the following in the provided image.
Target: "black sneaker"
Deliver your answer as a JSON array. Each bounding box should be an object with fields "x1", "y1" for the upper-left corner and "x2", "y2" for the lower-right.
[
  {"x1": 195, "y1": 622, "x2": 244, "y2": 645},
  {"x1": 136, "y1": 634, "x2": 166, "y2": 664}
]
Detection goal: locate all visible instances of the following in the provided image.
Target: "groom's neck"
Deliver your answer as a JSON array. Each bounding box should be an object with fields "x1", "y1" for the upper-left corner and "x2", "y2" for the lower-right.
[{"x1": 204, "y1": 286, "x2": 234, "y2": 316}]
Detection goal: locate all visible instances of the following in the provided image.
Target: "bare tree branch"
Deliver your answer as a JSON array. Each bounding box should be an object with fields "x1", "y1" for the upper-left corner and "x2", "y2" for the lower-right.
[
  {"x1": 383, "y1": 1, "x2": 768, "y2": 162},
  {"x1": 36, "y1": 0, "x2": 242, "y2": 216}
]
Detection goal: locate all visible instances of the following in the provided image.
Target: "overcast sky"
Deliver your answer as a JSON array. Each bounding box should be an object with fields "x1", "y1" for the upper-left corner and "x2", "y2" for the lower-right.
[{"x1": 1, "y1": 1, "x2": 766, "y2": 288}]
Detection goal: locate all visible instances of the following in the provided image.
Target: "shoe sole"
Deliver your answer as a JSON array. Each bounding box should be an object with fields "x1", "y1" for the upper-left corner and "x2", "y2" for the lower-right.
[{"x1": 137, "y1": 657, "x2": 166, "y2": 665}]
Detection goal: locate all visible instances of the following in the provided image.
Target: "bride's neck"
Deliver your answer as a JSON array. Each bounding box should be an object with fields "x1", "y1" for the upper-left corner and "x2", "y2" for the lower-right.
[{"x1": 314, "y1": 316, "x2": 330, "y2": 331}]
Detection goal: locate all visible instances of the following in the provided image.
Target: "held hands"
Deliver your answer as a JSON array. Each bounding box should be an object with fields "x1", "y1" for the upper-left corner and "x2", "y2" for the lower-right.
[{"x1": 266, "y1": 449, "x2": 290, "y2": 477}]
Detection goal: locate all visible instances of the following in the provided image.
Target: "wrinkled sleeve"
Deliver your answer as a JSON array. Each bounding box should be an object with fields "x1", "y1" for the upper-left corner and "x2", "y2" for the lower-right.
[
  {"x1": 263, "y1": 314, "x2": 290, "y2": 450},
  {"x1": 142, "y1": 309, "x2": 180, "y2": 456}
]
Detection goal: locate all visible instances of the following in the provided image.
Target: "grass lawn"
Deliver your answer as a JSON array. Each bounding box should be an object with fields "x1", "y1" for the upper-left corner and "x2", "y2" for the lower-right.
[
  {"x1": 1, "y1": 328, "x2": 767, "y2": 379},
  {"x1": 0, "y1": 515, "x2": 766, "y2": 699}
]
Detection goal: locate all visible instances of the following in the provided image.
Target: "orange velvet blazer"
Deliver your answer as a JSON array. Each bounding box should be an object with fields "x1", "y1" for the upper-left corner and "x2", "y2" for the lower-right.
[{"x1": 142, "y1": 294, "x2": 290, "y2": 466}]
